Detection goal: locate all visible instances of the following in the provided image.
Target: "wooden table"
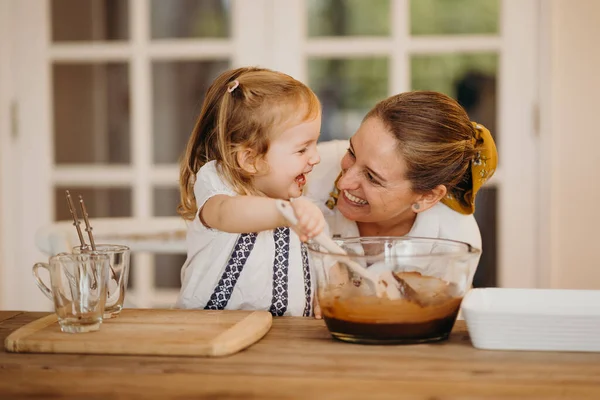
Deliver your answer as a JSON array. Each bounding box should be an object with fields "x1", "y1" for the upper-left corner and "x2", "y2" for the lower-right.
[{"x1": 1, "y1": 311, "x2": 600, "y2": 399}]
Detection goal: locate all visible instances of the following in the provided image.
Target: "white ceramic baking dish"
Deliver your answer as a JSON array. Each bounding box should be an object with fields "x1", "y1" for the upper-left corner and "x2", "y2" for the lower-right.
[{"x1": 461, "y1": 288, "x2": 600, "y2": 352}]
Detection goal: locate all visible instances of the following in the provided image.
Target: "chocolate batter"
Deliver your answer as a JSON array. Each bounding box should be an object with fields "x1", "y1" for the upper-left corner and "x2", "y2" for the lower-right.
[{"x1": 319, "y1": 272, "x2": 463, "y2": 344}]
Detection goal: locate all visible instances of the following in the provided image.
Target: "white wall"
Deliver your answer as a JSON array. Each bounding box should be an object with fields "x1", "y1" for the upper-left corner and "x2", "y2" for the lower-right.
[
  {"x1": 540, "y1": 0, "x2": 600, "y2": 289},
  {"x1": 0, "y1": 0, "x2": 12, "y2": 308}
]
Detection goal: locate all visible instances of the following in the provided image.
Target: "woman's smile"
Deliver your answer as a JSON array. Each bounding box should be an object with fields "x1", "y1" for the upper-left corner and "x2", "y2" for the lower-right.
[{"x1": 342, "y1": 190, "x2": 368, "y2": 205}]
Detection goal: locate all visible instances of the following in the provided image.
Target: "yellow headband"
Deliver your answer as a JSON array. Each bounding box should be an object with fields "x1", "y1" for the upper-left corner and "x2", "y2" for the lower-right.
[{"x1": 441, "y1": 122, "x2": 498, "y2": 215}]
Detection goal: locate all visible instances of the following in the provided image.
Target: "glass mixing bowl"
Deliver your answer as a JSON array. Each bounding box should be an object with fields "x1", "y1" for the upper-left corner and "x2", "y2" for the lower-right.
[{"x1": 308, "y1": 237, "x2": 480, "y2": 344}]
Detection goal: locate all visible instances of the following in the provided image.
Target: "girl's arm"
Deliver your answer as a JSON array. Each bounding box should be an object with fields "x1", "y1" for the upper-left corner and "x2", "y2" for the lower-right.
[
  {"x1": 201, "y1": 195, "x2": 325, "y2": 241},
  {"x1": 201, "y1": 194, "x2": 287, "y2": 233}
]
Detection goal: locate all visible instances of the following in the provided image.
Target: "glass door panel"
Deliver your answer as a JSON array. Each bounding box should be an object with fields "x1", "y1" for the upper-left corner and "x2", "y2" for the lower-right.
[
  {"x1": 53, "y1": 62, "x2": 131, "y2": 165},
  {"x1": 308, "y1": 58, "x2": 388, "y2": 141},
  {"x1": 410, "y1": 53, "x2": 498, "y2": 147},
  {"x1": 54, "y1": 187, "x2": 132, "y2": 220},
  {"x1": 152, "y1": 60, "x2": 230, "y2": 164},
  {"x1": 150, "y1": 0, "x2": 231, "y2": 39},
  {"x1": 409, "y1": 0, "x2": 500, "y2": 35},
  {"x1": 307, "y1": 0, "x2": 391, "y2": 37},
  {"x1": 51, "y1": 0, "x2": 129, "y2": 42}
]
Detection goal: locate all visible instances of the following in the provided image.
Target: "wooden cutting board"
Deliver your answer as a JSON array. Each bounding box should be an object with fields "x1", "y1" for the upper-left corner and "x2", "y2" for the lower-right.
[{"x1": 4, "y1": 309, "x2": 272, "y2": 357}]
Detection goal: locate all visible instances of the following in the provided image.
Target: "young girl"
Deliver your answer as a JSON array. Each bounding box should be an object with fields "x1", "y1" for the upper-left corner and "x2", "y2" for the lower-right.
[{"x1": 176, "y1": 67, "x2": 325, "y2": 317}]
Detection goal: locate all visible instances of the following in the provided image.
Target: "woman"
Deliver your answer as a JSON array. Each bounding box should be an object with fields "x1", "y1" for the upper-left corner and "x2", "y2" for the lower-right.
[{"x1": 305, "y1": 90, "x2": 497, "y2": 252}]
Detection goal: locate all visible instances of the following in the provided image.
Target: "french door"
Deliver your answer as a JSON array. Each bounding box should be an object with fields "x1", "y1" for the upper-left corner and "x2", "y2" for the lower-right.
[{"x1": 0, "y1": 0, "x2": 539, "y2": 310}]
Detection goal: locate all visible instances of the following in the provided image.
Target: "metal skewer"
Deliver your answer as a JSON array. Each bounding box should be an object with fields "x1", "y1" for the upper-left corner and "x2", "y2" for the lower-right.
[
  {"x1": 78, "y1": 194, "x2": 118, "y2": 289},
  {"x1": 65, "y1": 190, "x2": 88, "y2": 251},
  {"x1": 65, "y1": 190, "x2": 96, "y2": 290},
  {"x1": 79, "y1": 195, "x2": 96, "y2": 251}
]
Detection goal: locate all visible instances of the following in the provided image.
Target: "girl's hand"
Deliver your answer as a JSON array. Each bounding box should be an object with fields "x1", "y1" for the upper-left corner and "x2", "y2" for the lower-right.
[{"x1": 289, "y1": 197, "x2": 326, "y2": 242}]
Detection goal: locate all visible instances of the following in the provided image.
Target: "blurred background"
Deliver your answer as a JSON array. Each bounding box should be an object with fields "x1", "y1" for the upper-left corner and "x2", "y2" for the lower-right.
[{"x1": 1, "y1": 0, "x2": 599, "y2": 310}]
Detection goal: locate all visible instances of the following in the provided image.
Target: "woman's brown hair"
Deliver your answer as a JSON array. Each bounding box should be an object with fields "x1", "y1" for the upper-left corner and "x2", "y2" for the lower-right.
[
  {"x1": 364, "y1": 91, "x2": 480, "y2": 210},
  {"x1": 178, "y1": 67, "x2": 320, "y2": 221}
]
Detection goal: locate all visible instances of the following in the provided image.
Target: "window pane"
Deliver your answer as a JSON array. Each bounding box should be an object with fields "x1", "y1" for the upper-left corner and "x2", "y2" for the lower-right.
[
  {"x1": 54, "y1": 187, "x2": 132, "y2": 221},
  {"x1": 308, "y1": 58, "x2": 388, "y2": 141},
  {"x1": 410, "y1": 53, "x2": 498, "y2": 148},
  {"x1": 473, "y1": 187, "x2": 497, "y2": 288},
  {"x1": 307, "y1": 0, "x2": 390, "y2": 37},
  {"x1": 51, "y1": 0, "x2": 129, "y2": 42},
  {"x1": 410, "y1": 0, "x2": 499, "y2": 36},
  {"x1": 154, "y1": 187, "x2": 180, "y2": 217},
  {"x1": 53, "y1": 63, "x2": 130, "y2": 165},
  {"x1": 151, "y1": 0, "x2": 230, "y2": 39},
  {"x1": 152, "y1": 60, "x2": 229, "y2": 164},
  {"x1": 154, "y1": 254, "x2": 186, "y2": 289}
]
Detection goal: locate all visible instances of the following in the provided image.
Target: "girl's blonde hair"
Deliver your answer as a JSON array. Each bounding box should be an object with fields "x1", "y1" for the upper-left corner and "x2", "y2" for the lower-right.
[{"x1": 178, "y1": 67, "x2": 320, "y2": 221}]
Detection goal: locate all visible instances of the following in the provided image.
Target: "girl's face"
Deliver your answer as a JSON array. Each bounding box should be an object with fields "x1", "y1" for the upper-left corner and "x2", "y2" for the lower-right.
[
  {"x1": 254, "y1": 113, "x2": 322, "y2": 200},
  {"x1": 336, "y1": 117, "x2": 421, "y2": 224}
]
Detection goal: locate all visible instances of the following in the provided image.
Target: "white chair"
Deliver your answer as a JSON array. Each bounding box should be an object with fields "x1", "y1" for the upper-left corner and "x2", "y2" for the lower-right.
[
  {"x1": 35, "y1": 217, "x2": 187, "y2": 256},
  {"x1": 35, "y1": 217, "x2": 188, "y2": 308}
]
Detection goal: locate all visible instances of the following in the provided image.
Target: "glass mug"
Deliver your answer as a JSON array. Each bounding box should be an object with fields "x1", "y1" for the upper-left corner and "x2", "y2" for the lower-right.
[
  {"x1": 33, "y1": 252, "x2": 110, "y2": 333},
  {"x1": 73, "y1": 244, "x2": 131, "y2": 318}
]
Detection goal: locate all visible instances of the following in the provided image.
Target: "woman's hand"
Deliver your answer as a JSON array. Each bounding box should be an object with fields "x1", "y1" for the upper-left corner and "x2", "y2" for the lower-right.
[{"x1": 289, "y1": 197, "x2": 326, "y2": 242}]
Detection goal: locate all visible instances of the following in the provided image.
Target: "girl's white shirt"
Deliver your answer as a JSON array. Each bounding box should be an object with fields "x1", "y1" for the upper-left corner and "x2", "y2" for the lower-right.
[{"x1": 176, "y1": 161, "x2": 314, "y2": 316}]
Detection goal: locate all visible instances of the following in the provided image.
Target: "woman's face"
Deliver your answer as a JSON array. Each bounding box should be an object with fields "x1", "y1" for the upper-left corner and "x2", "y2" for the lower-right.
[{"x1": 336, "y1": 117, "x2": 421, "y2": 224}]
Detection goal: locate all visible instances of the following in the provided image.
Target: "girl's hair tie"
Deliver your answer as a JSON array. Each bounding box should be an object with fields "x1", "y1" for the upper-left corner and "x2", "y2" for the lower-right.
[{"x1": 227, "y1": 80, "x2": 240, "y2": 93}]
